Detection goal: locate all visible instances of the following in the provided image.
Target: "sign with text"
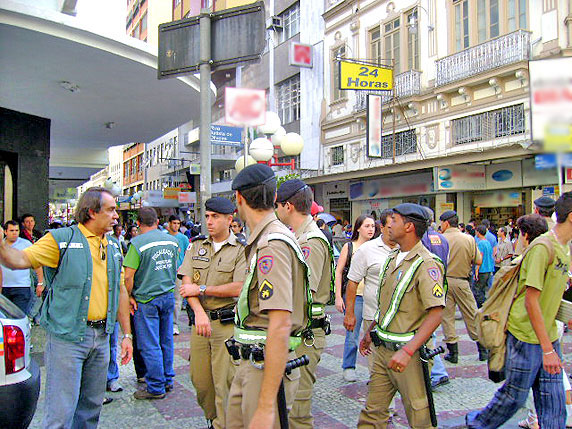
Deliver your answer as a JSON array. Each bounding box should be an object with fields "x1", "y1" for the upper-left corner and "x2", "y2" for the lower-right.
[
  {"x1": 225, "y1": 87, "x2": 266, "y2": 126},
  {"x1": 349, "y1": 172, "x2": 433, "y2": 201},
  {"x1": 339, "y1": 60, "x2": 393, "y2": 91},
  {"x1": 163, "y1": 187, "x2": 179, "y2": 200},
  {"x1": 178, "y1": 191, "x2": 197, "y2": 204},
  {"x1": 434, "y1": 164, "x2": 486, "y2": 191},
  {"x1": 366, "y1": 94, "x2": 382, "y2": 157},
  {"x1": 289, "y1": 42, "x2": 312, "y2": 67},
  {"x1": 210, "y1": 124, "x2": 242, "y2": 145}
]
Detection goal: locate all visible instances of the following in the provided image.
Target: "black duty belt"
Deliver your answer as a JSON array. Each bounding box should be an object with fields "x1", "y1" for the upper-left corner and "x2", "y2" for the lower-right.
[
  {"x1": 239, "y1": 343, "x2": 265, "y2": 361},
  {"x1": 207, "y1": 307, "x2": 235, "y2": 323},
  {"x1": 310, "y1": 318, "x2": 327, "y2": 329},
  {"x1": 87, "y1": 319, "x2": 106, "y2": 329}
]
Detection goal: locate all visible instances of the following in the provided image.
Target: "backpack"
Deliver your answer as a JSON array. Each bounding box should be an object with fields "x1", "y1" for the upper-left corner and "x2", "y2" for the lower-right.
[
  {"x1": 476, "y1": 235, "x2": 554, "y2": 382},
  {"x1": 340, "y1": 241, "x2": 353, "y2": 297}
]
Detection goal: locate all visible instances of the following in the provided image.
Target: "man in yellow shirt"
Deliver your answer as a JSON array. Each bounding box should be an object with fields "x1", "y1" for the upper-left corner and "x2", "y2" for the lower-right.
[{"x1": 0, "y1": 187, "x2": 133, "y2": 429}]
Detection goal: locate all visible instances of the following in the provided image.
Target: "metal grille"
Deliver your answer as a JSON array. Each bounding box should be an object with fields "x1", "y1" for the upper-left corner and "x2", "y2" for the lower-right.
[
  {"x1": 452, "y1": 104, "x2": 525, "y2": 145},
  {"x1": 331, "y1": 146, "x2": 344, "y2": 165},
  {"x1": 381, "y1": 129, "x2": 417, "y2": 159}
]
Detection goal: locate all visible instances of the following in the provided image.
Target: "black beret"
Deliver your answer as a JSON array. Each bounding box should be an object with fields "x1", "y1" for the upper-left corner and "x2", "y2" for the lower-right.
[
  {"x1": 439, "y1": 210, "x2": 457, "y2": 222},
  {"x1": 393, "y1": 203, "x2": 430, "y2": 222},
  {"x1": 534, "y1": 196, "x2": 555, "y2": 209},
  {"x1": 232, "y1": 164, "x2": 276, "y2": 192},
  {"x1": 205, "y1": 197, "x2": 235, "y2": 214},
  {"x1": 276, "y1": 179, "x2": 308, "y2": 203}
]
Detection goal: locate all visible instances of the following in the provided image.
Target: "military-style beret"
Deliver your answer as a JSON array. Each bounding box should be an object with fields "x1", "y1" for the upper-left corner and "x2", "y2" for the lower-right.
[
  {"x1": 205, "y1": 197, "x2": 235, "y2": 214},
  {"x1": 393, "y1": 203, "x2": 430, "y2": 222},
  {"x1": 232, "y1": 164, "x2": 276, "y2": 192},
  {"x1": 534, "y1": 196, "x2": 555, "y2": 209},
  {"x1": 439, "y1": 210, "x2": 457, "y2": 222},
  {"x1": 276, "y1": 179, "x2": 308, "y2": 203}
]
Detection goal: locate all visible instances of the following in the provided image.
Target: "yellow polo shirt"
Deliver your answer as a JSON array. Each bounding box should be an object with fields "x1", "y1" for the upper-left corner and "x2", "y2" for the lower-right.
[{"x1": 24, "y1": 223, "x2": 109, "y2": 321}]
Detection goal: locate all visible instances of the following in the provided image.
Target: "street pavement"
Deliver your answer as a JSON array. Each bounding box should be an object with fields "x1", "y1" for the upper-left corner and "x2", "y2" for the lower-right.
[{"x1": 29, "y1": 308, "x2": 572, "y2": 428}]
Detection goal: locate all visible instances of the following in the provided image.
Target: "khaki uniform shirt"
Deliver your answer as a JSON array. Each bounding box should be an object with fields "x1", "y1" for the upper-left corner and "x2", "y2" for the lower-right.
[
  {"x1": 442, "y1": 227, "x2": 478, "y2": 278},
  {"x1": 378, "y1": 240, "x2": 446, "y2": 334},
  {"x1": 178, "y1": 232, "x2": 246, "y2": 311},
  {"x1": 242, "y1": 212, "x2": 307, "y2": 335},
  {"x1": 296, "y1": 216, "x2": 332, "y2": 306}
]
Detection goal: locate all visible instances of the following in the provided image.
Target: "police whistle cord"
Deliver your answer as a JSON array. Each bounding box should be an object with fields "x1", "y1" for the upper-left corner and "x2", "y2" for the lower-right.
[
  {"x1": 278, "y1": 355, "x2": 310, "y2": 429},
  {"x1": 419, "y1": 345, "x2": 445, "y2": 428}
]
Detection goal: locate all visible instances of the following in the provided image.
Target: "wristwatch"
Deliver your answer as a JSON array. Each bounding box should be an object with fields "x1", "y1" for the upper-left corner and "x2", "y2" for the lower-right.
[
  {"x1": 122, "y1": 333, "x2": 133, "y2": 341},
  {"x1": 199, "y1": 284, "x2": 207, "y2": 296}
]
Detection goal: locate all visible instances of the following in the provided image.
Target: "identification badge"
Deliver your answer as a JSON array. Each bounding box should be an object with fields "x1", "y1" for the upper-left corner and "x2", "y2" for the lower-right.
[{"x1": 198, "y1": 248, "x2": 207, "y2": 256}]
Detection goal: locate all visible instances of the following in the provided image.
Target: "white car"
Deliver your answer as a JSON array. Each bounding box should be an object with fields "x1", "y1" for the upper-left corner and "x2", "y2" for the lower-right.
[{"x1": 0, "y1": 294, "x2": 40, "y2": 428}]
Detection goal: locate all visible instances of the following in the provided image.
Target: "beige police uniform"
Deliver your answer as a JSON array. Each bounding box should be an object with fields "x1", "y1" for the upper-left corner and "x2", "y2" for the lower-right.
[
  {"x1": 226, "y1": 213, "x2": 308, "y2": 429},
  {"x1": 441, "y1": 227, "x2": 480, "y2": 343},
  {"x1": 289, "y1": 216, "x2": 332, "y2": 429},
  {"x1": 358, "y1": 241, "x2": 446, "y2": 429},
  {"x1": 178, "y1": 232, "x2": 246, "y2": 429}
]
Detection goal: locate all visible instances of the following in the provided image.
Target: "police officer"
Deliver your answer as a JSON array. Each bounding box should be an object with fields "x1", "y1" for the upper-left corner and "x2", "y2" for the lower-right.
[
  {"x1": 439, "y1": 210, "x2": 485, "y2": 363},
  {"x1": 178, "y1": 197, "x2": 246, "y2": 429},
  {"x1": 358, "y1": 203, "x2": 446, "y2": 428},
  {"x1": 225, "y1": 164, "x2": 311, "y2": 429},
  {"x1": 534, "y1": 196, "x2": 556, "y2": 229},
  {"x1": 275, "y1": 179, "x2": 334, "y2": 429}
]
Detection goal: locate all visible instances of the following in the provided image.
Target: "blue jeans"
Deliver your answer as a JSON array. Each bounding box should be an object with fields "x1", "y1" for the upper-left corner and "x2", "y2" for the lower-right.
[
  {"x1": 133, "y1": 292, "x2": 175, "y2": 395},
  {"x1": 131, "y1": 314, "x2": 146, "y2": 379},
  {"x1": 43, "y1": 327, "x2": 109, "y2": 429},
  {"x1": 2, "y1": 287, "x2": 32, "y2": 314},
  {"x1": 466, "y1": 332, "x2": 565, "y2": 429},
  {"x1": 342, "y1": 295, "x2": 364, "y2": 370},
  {"x1": 430, "y1": 335, "x2": 448, "y2": 382},
  {"x1": 107, "y1": 322, "x2": 120, "y2": 385}
]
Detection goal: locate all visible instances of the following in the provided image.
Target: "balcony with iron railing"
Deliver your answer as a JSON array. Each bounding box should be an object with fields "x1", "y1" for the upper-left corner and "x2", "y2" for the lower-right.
[
  {"x1": 354, "y1": 70, "x2": 422, "y2": 111},
  {"x1": 435, "y1": 29, "x2": 531, "y2": 87}
]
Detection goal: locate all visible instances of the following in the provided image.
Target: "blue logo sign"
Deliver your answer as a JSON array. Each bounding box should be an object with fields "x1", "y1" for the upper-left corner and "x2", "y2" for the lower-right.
[
  {"x1": 535, "y1": 154, "x2": 557, "y2": 170},
  {"x1": 491, "y1": 170, "x2": 513, "y2": 182}
]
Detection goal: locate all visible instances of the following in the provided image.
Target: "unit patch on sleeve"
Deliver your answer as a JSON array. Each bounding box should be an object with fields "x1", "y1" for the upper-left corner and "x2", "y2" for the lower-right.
[
  {"x1": 198, "y1": 248, "x2": 207, "y2": 256},
  {"x1": 301, "y1": 246, "x2": 311, "y2": 260},
  {"x1": 193, "y1": 270, "x2": 201, "y2": 282},
  {"x1": 432, "y1": 284, "x2": 444, "y2": 298},
  {"x1": 259, "y1": 279, "x2": 274, "y2": 300},
  {"x1": 257, "y1": 255, "x2": 274, "y2": 274},
  {"x1": 427, "y1": 267, "x2": 441, "y2": 282}
]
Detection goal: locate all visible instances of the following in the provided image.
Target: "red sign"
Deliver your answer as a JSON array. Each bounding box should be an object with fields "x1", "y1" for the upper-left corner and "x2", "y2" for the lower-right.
[
  {"x1": 290, "y1": 42, "x2": 312, "y2": 68},
  {"x1": 225, "y1": 87, "x2": 266, "y2": 127}
]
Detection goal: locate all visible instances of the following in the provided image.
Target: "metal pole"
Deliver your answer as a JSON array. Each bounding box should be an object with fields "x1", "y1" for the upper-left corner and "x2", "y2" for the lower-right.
[
  {"x1": 199, "y1": 9, "x2": 212, "y2": 234},
  {"x1": 557, "y1": 152, "x2": 563, "y2": 197},
  {"x1": 391, "y1": 59, "x2": 396, "y2": 164},
  {"x1": 244, "y1": 125, "x2": 249, "y2": 169}
]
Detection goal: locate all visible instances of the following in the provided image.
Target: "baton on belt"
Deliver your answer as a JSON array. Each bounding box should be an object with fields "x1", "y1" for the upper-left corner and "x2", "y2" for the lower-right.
[
  {"x1": 277, "y1": 355, "x2": 310, "y2": 429},
  {"x1": 419, "y1": 345, "x2": 445, "y2": 428}
]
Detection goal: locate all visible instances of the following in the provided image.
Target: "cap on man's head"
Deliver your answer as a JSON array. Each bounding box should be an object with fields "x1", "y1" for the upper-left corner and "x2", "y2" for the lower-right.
[
  {"x1": 232, "y1": 164, "x2": 276, "y2": 192},
  {"x1": 393, "y1": 203, "x2": 430, "y2": 223},
  {"x1": 205, "y1": 197, "x2": 236, "y2": 214},
  {"x1": 276, "y1": 179, "x2": 308, "y2": 203},
  {"x1": 534, "y1": 196, "x2": 555, "y2": 209},
  {"x1": 311, "y1": 201, "x2": 324, "y2": 216},
  {"x1": 439, "y1": 210, "x2": 457, "y2": 222}
]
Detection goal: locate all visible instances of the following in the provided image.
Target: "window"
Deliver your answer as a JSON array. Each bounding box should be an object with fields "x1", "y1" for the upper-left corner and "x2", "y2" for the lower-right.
[
  {"x1": 279, "y1": 2, "x2": 300, "y2": 43},
  {"x1": 331, "y1": 146, "x2": 344, "y2": 166},
  {"x1": 454, "y1": 0, "x2": 469, "y2": 51},
  {"x1": 332, "y1": 45, "x2": 346, "y2": 101},
  {"x1": 140, "y1": 12, "x2": 147, "y2": 34},
  {"x1": 406, "y1": 10, "x2": 419, "y2": 70},
  {"x1": 477, "y1": 0, "x2": 499, "y2": 43},
  {"x1": 174, "y1": 0, "x2": 181, "y2": 5},
  {"x1": 384, "y1": 18, "x2": 400, "y2": 74},
  {"x1": 369, "y1": 28, "x2": 382, "y2": 65},
  {"x1": 452, "y1": 104, "x2": 525, "y2": 145},
  {"x1": 276, "y1": 75, "x2": 300, "y2": 124},
  {"x1": 381, "y1": 130, "x2": 417, "y2": 159},
  {"x1": 508, "y1": 0, "x2": 527, "y2": 31}
]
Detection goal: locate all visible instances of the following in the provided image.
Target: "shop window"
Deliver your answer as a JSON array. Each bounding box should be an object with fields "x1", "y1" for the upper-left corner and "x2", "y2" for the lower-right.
[
  {"x1": 331, "y1": 146, "x2": 344, "y2": 166},
  {"x1": 381, "y1": 129, "x2": 417, "y2": 159}
]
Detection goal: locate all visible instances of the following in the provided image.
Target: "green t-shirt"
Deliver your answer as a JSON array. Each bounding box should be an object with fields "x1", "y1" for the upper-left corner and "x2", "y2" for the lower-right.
[{"x1": 507, "y1": 232, "x2": 569, "y2": 344}]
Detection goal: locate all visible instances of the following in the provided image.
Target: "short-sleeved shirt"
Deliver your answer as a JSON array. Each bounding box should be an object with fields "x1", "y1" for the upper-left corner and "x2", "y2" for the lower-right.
[
  {"x1": 442, "y1": 227, "x2": 478, "y2": 278},
  {"x1": 178, "y1": 232, "x2": 246, "y2": 310},
  {"x1": 507, "y1": 232, "x2": 569, "y2": 343},
  {"x1": 241, "y1": 212, "x2": 307, "y2": 335},
  {"x1": 169, "y1": 232, "x2": 190, "y2": 268},
  {"x1": 23, "y1": 223, "x2": 109, "y2": 320},
  {"x1": 496, "y1": 237, "x2": 514, "y2": 267},
  {"x1": 421, "y1": 228, "x2": 449, "y2": 271},
  {"x1": 1, "y1": 238, "x2": 32, "y2": 287},
  {"x1": 477, "y1": 238, "x2": 494, "y2": 273},
  {"x1": 485, "y1": 230, "x2": 498, "y2": 251},
  {"x1": 377, "y1": 240, "x2": 446, "y2": 334},
  {"x1": 347, "y1": 235, "x2": 396, "y2": 321}
]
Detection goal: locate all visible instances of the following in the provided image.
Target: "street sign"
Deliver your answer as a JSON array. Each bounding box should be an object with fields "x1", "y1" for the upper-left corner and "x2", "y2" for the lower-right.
[
  {"x1": 225, "y1": 87, "x2": 266, "y2": 126},
  {"x1": 210, "y1": 124, "x2": 243, "y2": 145},
  {"x1": 339, "y1": 60, "x2": 393, "y2": 91},
  {"x1": 289, "y1": 42, "x2": 312, "y2": 68},
  {"x1": 158, "y1": 1, "x2": 265, "y2": 78}
]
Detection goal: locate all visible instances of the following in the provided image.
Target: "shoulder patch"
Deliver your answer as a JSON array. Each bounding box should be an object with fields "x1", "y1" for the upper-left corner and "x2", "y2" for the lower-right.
[
  {"x1": 259, "y1": 279, "x2": 274, "y2": 300},
  {"x1": 427, "y1": 267, "x2": 441, "y2": 282},
  {"x1": 257, "y1": 255, "x2": 273, "y2": 274},
  {"x1": 432, "y1": 283, "x2": 444, "y2": 298},
  {"x1": 301, "y1": 246, "x2": 311, "y2": 260},
  {"x1": 198, "y1": 248, "x2": 207, "y2": 256}
]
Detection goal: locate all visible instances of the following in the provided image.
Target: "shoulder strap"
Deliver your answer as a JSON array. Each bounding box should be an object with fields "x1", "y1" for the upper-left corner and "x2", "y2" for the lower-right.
[
  {"x1": 306, "y1": 231, "x2": 336, "y2": 294},
  {"x1": 346, "y1": 241, "x2": 353, "y2": 268}
]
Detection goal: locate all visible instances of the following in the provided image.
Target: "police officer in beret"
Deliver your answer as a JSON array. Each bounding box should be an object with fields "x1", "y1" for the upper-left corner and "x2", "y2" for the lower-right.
[
  {"x1": 178, "y1": 197, "x2": 246, "y2": 429},
  {"x1": 275, "y1": 179, "x2": 334, "y2": 429},
  {"x1": 225, "y1": 164, "x2": 311, "y2": 429},
  {"x1": 358, "y1": 203, "x2": 446, "y2": 428},
  {"x1": 534, "y1": 196, "x2": 556, "y2": 230}
]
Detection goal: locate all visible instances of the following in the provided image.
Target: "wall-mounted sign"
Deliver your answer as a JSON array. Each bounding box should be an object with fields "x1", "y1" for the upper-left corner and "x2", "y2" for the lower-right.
[
  {"x1": 367, "y1": 94, "x2": 382, "y2": 158},
  {"x1": 324, "y1": 182, "x2": 348, "y2": 199},
  {"x1": 434, "y1": 164, "x2": 486, "y2": 191},
  {"x1": 338, "y1": 60, "x2": 393, "y2": 91},
  {"x1": 485, "y1": 161, "x2": 522, "y2": 190},
  {"x1": 473, "y1": 190, "x2": 522, "y2": 208},
  {"x1": 349, "y1": 172, "x2": 433, "y2": 201},
  {"x1": 523, "y1": 158, "x2": 558, "y2": 187},
  {"x1": 225, "y1": 87, "x2": 266, "y2": 126},
  {"x1": 289, "y1": 42, "x2": 312, "y2": 67},
  {"x1": 163, "y1": 187, "x2": 179, "y2": 200},
  {"x1": 178, "y1": 191, "x2": 197, "y2": 204}
]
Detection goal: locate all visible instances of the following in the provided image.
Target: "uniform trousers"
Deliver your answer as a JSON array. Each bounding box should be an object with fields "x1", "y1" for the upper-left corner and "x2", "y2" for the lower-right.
[
  {"x1": 442, "y1": 277, "x2": 479, "y2": 343},
  {"x1": 226, "y1": 351, "x2": 300, "y2": 429},
  {"x1": 190, "y1": 318, "x2": 235, "y2": 429},
  {"x1": 358, "y1": 344, "x2": 434, "y2": 428},
  {"x1": 289, "y1": 328, "x2": 326, "y2": 429}
]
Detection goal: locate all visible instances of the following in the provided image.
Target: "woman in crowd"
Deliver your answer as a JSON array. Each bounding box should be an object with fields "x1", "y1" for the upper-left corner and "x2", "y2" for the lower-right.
[{"x1": 334, "y1": 214, "x2": 376, "y2": 382}]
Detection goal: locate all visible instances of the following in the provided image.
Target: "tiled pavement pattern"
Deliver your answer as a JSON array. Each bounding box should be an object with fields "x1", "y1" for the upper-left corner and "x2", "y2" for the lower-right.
[{"x1": 29, "y1": 308, "x2": 572, "y2": 428}]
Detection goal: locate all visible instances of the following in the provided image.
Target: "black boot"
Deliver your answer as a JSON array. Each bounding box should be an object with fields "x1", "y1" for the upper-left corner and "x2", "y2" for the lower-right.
[
  {"x1": 477, "y1": 342, "x2": 489, "y2": 361},
  {"x1": 444, "y1": 342, "x2": 458, "y2": 364}
]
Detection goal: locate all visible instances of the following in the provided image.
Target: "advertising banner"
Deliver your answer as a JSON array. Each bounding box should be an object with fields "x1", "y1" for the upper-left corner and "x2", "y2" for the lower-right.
[
  {"x1": 367, "y1": 94, "x2": 382, "y2": 157},
  {"x1": 338, "y1": 60, "x2": 393, "y2": 91},
  {"x1": 349, "y1": 172, "x2": 432, "y2": 201},
  {"x1": 485, "y1": 161, "x2": 522, "y2": 190},
  {"x1": 434, "y1": 164, "x2": 486, "y2": 191}
]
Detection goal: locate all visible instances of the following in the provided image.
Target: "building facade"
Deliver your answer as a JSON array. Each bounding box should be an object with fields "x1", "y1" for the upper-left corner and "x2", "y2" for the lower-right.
[
  {"x1": 127, "y1": 0, "x2": 171, "y2": 47},
  {"x1": 123, "y1": 143, "x2": 145, "y2": 196}
]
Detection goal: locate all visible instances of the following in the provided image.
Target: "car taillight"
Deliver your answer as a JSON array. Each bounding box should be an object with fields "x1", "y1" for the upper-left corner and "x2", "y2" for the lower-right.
[{"x1": 3, "y1": 325, "x2": 25, "y2": 374}]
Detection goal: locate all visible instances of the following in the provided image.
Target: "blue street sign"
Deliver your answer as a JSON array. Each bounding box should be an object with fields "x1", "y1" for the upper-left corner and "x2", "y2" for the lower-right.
[
  {"x1": 535, "y1": 154, "x2": 556, "y2": 170},
  {"x1": 210, "y1": 124, "x2": 243, "y2": 146}
]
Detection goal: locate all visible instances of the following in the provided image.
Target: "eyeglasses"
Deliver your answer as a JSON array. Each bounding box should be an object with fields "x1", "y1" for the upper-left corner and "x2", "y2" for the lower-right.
[{"x1": 100, "y1": 242, "x2": 106, "y2": 261}]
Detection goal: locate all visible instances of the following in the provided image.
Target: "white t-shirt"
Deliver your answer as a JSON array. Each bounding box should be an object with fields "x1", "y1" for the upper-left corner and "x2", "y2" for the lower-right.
[
  {"x1": 395, "y1": 251, "x2": 409, "y2": 267},
  {"x1": 212, "y1": 239, "x2": 227, "y2": 253},
  {"x1": 1, "y1": 237, "x2": 33, "y2": 287}
]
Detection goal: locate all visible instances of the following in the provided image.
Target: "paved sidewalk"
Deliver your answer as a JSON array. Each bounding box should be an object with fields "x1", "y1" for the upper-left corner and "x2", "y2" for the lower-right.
[{"x1": 29, "y1": 308, "x2": 571, "y2": 428}]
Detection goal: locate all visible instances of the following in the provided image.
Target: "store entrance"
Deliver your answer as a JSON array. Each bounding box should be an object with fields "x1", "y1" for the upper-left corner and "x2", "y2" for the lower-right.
[{"x1": 474, "y1": 206, "x2": 524, "y2": 230}]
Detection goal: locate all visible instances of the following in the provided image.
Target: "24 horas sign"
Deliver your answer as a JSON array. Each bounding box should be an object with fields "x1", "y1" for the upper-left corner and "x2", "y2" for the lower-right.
[{"x1": 338, "y1": 60, "x2": 393, "y2": 90}]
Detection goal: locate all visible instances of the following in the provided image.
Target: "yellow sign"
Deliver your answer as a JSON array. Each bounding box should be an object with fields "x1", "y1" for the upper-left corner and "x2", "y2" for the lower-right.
[
  {"x1": 339, "y1": 60, "x2": 393, "y2": 91},
  {"x1": 163, "y1": 187, "x2": 179, "y2": 200}
]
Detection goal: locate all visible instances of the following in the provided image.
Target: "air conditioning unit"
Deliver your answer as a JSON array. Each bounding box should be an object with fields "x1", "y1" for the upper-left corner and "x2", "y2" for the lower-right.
[{"x1": 267, "y1": 16, "x2": 283, "y2": 30}]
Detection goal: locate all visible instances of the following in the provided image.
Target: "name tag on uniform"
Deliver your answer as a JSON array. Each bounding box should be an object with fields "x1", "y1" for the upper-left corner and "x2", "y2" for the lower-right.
[
  {"x1": 59, "y1": 242, "x2": 84, "y2": 249},
  {"x1": 192, "y1": 256, "x2": 210, "y2": 262}
]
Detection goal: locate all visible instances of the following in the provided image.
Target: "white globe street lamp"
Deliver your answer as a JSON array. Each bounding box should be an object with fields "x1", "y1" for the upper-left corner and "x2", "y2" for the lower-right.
[
  {"x1": 235, "y1": 155, "x2": 257, "y2": 172},
  {"x1": 271, "y1": 126, "x2": 286, "y2": 147},
  {"x1": 281, "y1": 132, "x2": 304, "y2": 156},
  {"x1": 257, "y1": 111, "x2": 282, "y2": 135},
  {"x1": 249, "y1": 137, "x2": 274, "y2": 162}
]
